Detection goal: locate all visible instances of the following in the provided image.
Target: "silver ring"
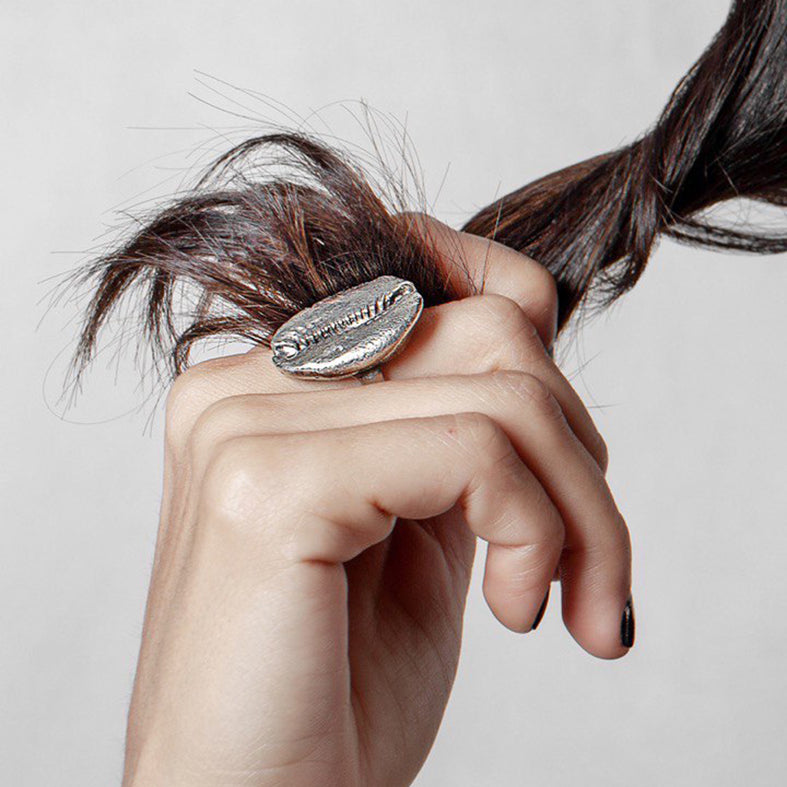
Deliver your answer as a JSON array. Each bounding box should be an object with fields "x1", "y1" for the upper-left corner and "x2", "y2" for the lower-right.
[{"x1": 270, "y1": 276, "x2": 423, "y2": 381}]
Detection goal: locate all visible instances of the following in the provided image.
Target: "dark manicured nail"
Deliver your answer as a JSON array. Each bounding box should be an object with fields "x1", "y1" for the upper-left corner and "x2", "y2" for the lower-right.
[
  {"x1": 531, "y1": 588, "x2": 550, "y2": 631},
  {"x1": 620, "y1": 595, "x2": 635, "y2": 648}
]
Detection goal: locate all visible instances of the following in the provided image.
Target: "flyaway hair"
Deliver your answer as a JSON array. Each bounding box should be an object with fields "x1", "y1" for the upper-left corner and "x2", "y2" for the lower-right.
[{"x1": 70, "y1": 0, "x2": 787, "y2": 382}]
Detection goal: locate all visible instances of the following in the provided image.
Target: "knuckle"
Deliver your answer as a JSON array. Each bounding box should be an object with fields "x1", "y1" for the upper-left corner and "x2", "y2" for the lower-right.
[
  {"x1": 497, "y1": 485, "x2": 563, "y2": 547},
  {"x1": 200, "y1": 436, "x2": 283, "y2": 535},
  {"x1": 472, "y1": 294, "x2": 543, "y2": 367},
  {"x1": 451, "y1": 412, "x2": 527, "y2": 488},
  {"x1": 187, "y1": 396, "x2": 244, "y2": 462},
  {"x1": 164, "y1": 362, "x2": 221, "y2": 446},
  {"x1": 187, "y1": 394, "x2": 278, "y2": 462},
  {"x1": 483, "y1": 293, "x2": 535, "y2": 335},
  {"x1": 486, "y1": 370, "x2": 564, "y2": 421},
  {"x1": 451, "y1": 411, "x2": 510, "y2": 461},
  {"x1": 503, "y1": 540, "x2": 561, "y2": 589},
  {"x1": 167, "y1": 358, "x2": 224, "y2": 402},
  {"x1": 164, "y1": 352, "x2": 273, "y2": 453}
]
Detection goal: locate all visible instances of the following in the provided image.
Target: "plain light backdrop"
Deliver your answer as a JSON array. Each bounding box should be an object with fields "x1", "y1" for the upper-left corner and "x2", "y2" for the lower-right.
[{"x1": 3, "y1": 1, "x2": 787, "y2": 785}]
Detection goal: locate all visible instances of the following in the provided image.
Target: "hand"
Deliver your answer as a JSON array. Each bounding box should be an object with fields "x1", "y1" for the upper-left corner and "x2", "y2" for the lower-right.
[{"x1": 123, "y1": 216, "x2": 631, "y2": 787}]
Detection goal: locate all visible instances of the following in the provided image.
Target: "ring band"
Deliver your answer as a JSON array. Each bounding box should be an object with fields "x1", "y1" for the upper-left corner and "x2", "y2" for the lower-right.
[{"x1": 357, "y1": 368, "x2": 385, "y2": 385}]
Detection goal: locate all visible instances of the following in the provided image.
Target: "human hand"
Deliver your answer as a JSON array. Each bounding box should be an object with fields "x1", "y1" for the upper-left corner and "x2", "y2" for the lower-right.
[{"x1": 123, "y1": 216, "x2": 632, "y2": 787}]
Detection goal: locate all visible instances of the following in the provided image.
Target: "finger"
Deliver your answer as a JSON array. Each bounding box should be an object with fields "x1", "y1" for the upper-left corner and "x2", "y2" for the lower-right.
[
  {"x1": 163, "y1": 348, "x2": 358, "y2": 457},
  {"x1": 165, "y1": 212, "x2": 561, "y2": 452},
  {"x1": 166, "y1": 212, "x2": 560, "y2": 449},
  {"x1": 396, "y1": 215, "x2": 606, "y2": 469},
  {"x1": 399, "y1": 212, "x2": 558, "y2": 348},
  {"x1": 169, "y1": 293, "x2": 606, "y2": 474},
  {"x1": 205, "y1": 413, "x2": 563, "y2": 633},
  {"x1": 384, "y1": 294, "x2": 608, "y2": 472},
  {"x1": 190, "y1": 372, "x2": 631, "y2": 657}
]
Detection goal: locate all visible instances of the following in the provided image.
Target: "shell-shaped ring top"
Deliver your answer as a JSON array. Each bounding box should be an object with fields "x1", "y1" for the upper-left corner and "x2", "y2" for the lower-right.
[{"x1": 271, "y1": 275, "x2": 424, "y2": 379}]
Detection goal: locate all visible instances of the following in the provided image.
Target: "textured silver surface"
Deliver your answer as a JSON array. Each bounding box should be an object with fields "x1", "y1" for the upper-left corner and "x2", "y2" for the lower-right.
[{"x1": 271, "y1": 275, "x2": 424, "y2": 378}]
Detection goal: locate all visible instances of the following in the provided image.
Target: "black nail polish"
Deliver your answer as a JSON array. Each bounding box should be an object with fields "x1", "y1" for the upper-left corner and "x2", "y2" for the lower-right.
[
  {"x1": 531, "y1": 589, "x2": 550, "y2": 631},
  {"x1": 620, "y1": 596, "x2": 635, "y2": 648}
]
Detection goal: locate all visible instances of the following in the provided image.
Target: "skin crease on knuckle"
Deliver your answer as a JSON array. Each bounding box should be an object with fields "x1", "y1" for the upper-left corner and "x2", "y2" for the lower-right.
[
  {"x1": 186, "y1": 393, "x2": 281, "y2": 472},
  {"x1": 450, "y1": 411, "x2": 549, "y2": 535},
  {"x1": 491, "y1": 255, "x2": 558, "y2": 343},
  {"x1": 484, "y1": 540, "x2": 560, "y2": 611},
  {"x1": 482, "y1": 332, "x2": 608, "y2": 473},
  {"x1": 465, "y1": 312, "x2": 607, "y2": 471},
  {"x1": 471, "y1": 294, "x2": 546, "y2": 368},
  {"x1": 164, "y1": 360, "x2": 236, "y2": 455},
  {"x1": 165, "y1": 353, "x2": 281, "y2": 457},
  {"x1": 449, "y1": 411, "x2": 512, "y2": 469},
  {"x1": 486, "y1": 370, "x2": 565, "y2": 424},
  {"x1": 489, "y1": 447, "x2": 564, "y2": 553}
]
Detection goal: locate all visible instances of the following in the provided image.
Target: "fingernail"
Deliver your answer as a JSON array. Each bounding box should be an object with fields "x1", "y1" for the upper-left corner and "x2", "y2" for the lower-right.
[
  {"x1": 620, "y1": 595, "x2": 635, "y2": 648},
  {"x1": 531, "y1": 588, "x2": 550, "y2": 631}
]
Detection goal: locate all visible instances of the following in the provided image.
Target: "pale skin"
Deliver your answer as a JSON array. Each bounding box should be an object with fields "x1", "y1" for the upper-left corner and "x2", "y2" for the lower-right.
[{"x1": 123, "y1": 216, "x2": 632, "y2": 787}]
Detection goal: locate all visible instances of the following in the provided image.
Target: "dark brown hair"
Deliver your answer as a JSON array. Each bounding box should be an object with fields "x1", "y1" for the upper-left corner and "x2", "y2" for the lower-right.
[{"x1": 70, "y1": 0, "x2": 787, "y2": 382}]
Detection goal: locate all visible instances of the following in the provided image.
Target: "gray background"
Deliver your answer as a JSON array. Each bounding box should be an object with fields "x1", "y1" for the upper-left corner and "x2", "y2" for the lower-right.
[{"x1": 3, "y1": 0, "x2": 787, "y2": 784}]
